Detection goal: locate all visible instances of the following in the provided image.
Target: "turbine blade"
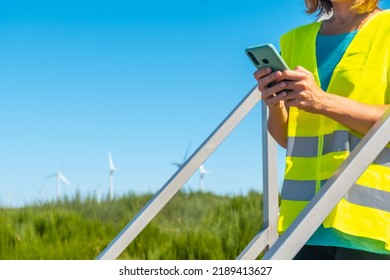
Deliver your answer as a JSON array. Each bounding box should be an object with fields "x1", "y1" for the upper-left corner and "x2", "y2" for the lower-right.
[
  {"x1": 108, "y1": 152, "x2": 116, "y2": 171},
  {"x1": 58, "y1": 172, "x2": 71, "y2": 186},
  {"x1": 199, "y1": 165, "x2": 212, "y2": 174},
  {"x1": 182, "y1": 142, "x2": 191, "y2": 164},
  {"x1": 57, "y1": 158, "x2": 64, "y2": 171},
  {"x1": 43, "y1": 173, "x2": 57, "y2": 179},
  {"x1": 171, "y1": 162, "x2": 182, "y2": 168}
]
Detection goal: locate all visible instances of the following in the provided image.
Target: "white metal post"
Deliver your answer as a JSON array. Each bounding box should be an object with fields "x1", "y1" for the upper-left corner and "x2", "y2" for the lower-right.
[{"x1": 236, "y1": 102, "x2": 279, "y2": 259}]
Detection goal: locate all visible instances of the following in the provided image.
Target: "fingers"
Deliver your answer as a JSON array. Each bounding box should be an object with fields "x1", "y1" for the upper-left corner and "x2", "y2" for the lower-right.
[
  {"x1": 280, "y1": 70, "x2": 306, "y2": 81},
  {"x1": 280, "y1": 66, "x2": 311, "y2": 81},
  {"x1": 253, "y1": 67, "x2": 289, "y2": 107},
  {"x1": 261, "y1": 81, "x2": 289, "y2": 107},
  {"x1": 295, "y1": 66, "x2": 311, "y2": 75},
  {"x1": 253, "y1": 67, "x2": 272, "y2": 80},
  {"x1": 254, "y1": 68, "x2": 283, "y2": 91},
  {"x1": 252, "y1": 66, "x2": 317, "y2": 110},
  {"x1": 263, "y1": 91, "x2": 287, "y2": 107}
]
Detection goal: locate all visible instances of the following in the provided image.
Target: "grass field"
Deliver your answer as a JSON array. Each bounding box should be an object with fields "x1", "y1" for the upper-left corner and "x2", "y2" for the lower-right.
[{"x1": 0, "y1": 191, "x2": 265, "y2": 260}]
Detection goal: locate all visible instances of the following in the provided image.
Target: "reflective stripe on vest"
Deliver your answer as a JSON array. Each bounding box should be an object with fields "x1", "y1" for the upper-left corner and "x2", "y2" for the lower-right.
[
  {"x1": 283, "y1": 180, "x2": 390, "y2": 212},
  {"x1": 286, "y1": 130, "x2": 390, "y2": 164}
]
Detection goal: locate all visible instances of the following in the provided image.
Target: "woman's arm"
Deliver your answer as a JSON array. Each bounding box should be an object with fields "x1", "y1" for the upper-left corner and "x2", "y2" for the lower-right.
[
  {"x1": 315, "y1": 94, "x2": 390, "y2": 135},
  {"x1": 281, "y1": 66, "x2": 390, "y2": 135},
  {"x1": 267, "y1": 100, "x2": 289, "y2": 148},
  {"x1": 254, "y1": 67, "x2": 289, "y2": 148}
]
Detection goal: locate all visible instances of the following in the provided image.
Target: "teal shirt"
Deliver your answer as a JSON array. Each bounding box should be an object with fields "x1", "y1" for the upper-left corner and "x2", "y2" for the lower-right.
[
  {"x1": 316, "y1": 31, "x2": 358, "y2": 90},
  {"x1": 307, "y1": 31, "x2": 390, "y2": 255}
]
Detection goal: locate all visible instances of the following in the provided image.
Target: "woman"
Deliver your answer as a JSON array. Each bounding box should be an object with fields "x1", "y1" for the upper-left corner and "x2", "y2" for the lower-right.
[{"x1": 254, "y1": 0, "x2": 390, "y2": 259}]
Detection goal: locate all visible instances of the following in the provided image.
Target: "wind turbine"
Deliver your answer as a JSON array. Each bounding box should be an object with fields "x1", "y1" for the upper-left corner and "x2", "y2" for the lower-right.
[
  {"x1": 171, "y1": 142, "x2": 191, "y2": 170},
  {"x1": 171, "y1": 143, "x2": 192, "y2": 189},
  {"x1": 44, "y1": 170, "x2": 72, "y2": 200},
  {"x1": 95, "y1": 184, "x2": 102, "y2": 204},
  {"x1": 198, "y1": 164, "x2": 212, "y2": 192},
  {"x1": 108, "y1": 152, "x2": 117, "y2": 200},
  {"x1": 38, "y1": 183, "x2": 48, "y2": 204}
]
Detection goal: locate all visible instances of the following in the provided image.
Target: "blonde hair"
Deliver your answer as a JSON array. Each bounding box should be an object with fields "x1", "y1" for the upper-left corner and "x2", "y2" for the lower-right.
[{"x1": 305, "y1": 0, "x2": 379, "y2": 14}]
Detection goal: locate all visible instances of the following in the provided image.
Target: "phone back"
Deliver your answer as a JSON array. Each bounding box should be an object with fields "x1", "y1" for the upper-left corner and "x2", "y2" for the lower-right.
[{"x1": 245, "y1": 44, "x2": 289, "y2": 71}]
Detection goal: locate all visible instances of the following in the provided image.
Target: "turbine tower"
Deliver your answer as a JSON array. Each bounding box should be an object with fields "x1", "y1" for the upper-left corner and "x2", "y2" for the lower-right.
[
  {"x1": 95, "y1": 184, "x2": 102, "y2": 204},
  {"x1": 108, "y1": 152, "x2": 117, "y2": 200},
  {"x1": 38, "y1": 183, "x2": 49, "y2": 204},
  {"x1": 198, "y1": 164, "x2": 211, "y2": 192},
  {"x1": 45, "y1": 171, "x2": 72, "y2": 200}
]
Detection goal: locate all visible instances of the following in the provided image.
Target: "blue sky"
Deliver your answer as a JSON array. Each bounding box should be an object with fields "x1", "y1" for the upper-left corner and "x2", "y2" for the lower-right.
[{"x1": 1, "y1": 1, "x2": 389, "y2": 207}]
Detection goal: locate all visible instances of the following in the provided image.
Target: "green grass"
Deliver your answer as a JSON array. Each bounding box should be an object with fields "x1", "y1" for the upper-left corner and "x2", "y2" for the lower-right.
[{"x1": 0, "y1": 190, "x2": 264, "y2": 260}]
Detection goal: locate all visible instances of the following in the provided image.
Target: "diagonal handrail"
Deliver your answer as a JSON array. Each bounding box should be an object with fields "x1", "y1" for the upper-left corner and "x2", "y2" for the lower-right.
[{"x1": 97, "y1": 85, "x2": 267, "y2": 260}]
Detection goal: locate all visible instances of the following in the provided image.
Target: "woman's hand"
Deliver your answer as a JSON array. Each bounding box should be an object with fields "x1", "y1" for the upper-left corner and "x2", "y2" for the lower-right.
[
  {"x1": 280, "y1": 66, "x2": 390, "y2": 135},
  {"x1": 280, "y1": 66, "x2": 326, "y2": 113},
  {"x1": 253, "y1": 67, "x2": 288, "y2": 109}
]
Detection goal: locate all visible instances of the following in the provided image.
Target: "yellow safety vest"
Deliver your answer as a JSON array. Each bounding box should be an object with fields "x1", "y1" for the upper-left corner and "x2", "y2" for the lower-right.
[{"x1": 278, "y1": 10, "x2": 390, "y2": 250}]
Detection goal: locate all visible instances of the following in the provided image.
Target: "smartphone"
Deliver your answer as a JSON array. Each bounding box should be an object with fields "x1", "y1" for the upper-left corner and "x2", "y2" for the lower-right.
[{"x1": 245, "y1": 43, "x2": 289, "y2": 71}]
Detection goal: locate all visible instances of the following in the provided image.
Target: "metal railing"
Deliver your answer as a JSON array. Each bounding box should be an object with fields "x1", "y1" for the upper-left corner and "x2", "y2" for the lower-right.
[
  {"x1": 97, "y1": 85, "x2": 277, "y2": 260},
  {"x1": 97, "y1": 83, "x2": 390, "y2": 260}
]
